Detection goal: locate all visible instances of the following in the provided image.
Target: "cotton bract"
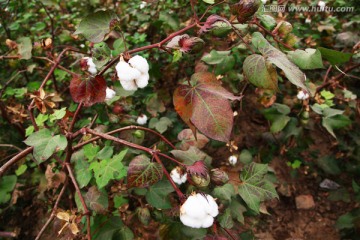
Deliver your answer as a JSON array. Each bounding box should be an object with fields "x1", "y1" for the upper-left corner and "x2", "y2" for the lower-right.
[
  {"x1": 180, "y1": 193, "x2": 219, "y2": 228},
  {"x1": 170, "y1": 167, "x2": 187, "y2": 185},
  {"x1": 116, "y1": 55, "x2": 150, "y2": 91},
  {"x1": 105, "y1": 87, "x2": 116, "y2": 100}
]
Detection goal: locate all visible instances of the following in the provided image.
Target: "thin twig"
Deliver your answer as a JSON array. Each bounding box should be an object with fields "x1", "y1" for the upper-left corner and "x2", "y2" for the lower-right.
[
  {"x1": 72, "y1": 125, "x2": 176, "y2": 151},
  {"x1": 35, "y1": 179, "x2": 68, "y2": 240},
  {"x1": 0, "y1": 144, "x2": 22, "y2": 152},
  {"x1": 0, "y1": 231, "x2": 17, "y2": 238},
  {"x1": 0, "y1": 147, "x2": 33, "y2": 177},
  {"x1": 65, "y1": 163, "x2": 91, "y2": 240}
]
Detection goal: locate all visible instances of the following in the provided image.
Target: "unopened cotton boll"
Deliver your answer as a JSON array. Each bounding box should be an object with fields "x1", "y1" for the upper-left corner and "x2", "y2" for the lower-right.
[
  {"x1": 170, "y1": 167, "x2": 187, "y2": 185},
  {"x1": 128, "y1": 55, "x2": 149, "y2": 74},
  {"x1": 228, "y1": 155, "x2": 237, "y2": 166},
  {"x1": 136, "y1": 114, "x2": 148, "y2": 125},
  {"x1": 116, "y1": 61, "x2": 141, "y2": 82},
  {"x1": 105, "y1": 88, "x2": 116, "y2": 100},
  {"x1": 180, "y1": 193, "x2": 219, "y2": 228}
]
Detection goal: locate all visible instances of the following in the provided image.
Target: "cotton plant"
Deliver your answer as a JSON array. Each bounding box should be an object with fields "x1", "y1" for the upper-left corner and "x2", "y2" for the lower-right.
[{"x1": 116, "y1": 55, "x2": 150, "y2": 91}]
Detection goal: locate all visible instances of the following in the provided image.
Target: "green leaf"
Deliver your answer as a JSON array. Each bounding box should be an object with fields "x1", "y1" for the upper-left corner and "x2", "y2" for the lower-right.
[
  {"x1": 74, "y1": 11, "x2": 118, "y2": 43},
  {"x1": 96, "y1": 146, "x2": 114, "y2": 160},
  {"x1": 84, "y1": 144, "x2": 100, "y2": 161},
  {"x1": 92, "y1": 216, "x2": 134, "y2": 240},
  {"x1": 257, "y1": 14, "x2": 276, "y2": 30},
  {"x1": 15, "y1": 164, "x2": 27, "y2": 176},
  {"x1": 243, "y1": 54, "x2": 278, "y2": 90},
  {"x1": 213, "y1": 183, "x2": 235, "y2": 202},
  {"x1": 316, "y1": 156, "x2": 341, "y2": 175},
  {"x1": 318, "y1": 47, "x2": 353, "y2": 65},
  {"x1": 111, "y1": 38, "x2": 126, "y2": 56},
  {"x1": 49, "y1": 107, "x2": 66, "y2": 122},
  {"x1": 262, "y1": 103, "x2": 291, "y2": 133},
  {"x1": 230, "y1": 199, "x2": 246, "y2": 224},
  {"x1": 215, "y1": 55, "x2": 235, "y2": 75},
  {"x1": 24, "y1": 129, "x2": 67, "y2": 163},
  {"x1": 35, "y1": 114, "x2": 49, "y2": 126},
  {"x1": 252, "y1": 32, "x2": 308, "y2": 92},
  {"x1": 72, "y1": 150, "x2": 92, "y2": 188},
  {"x1": 238, "y1": 163, "x2": 278, "y2": 213},
  {"x1": 287, "y1": 48, "x2": 324, "y2": 69},
  {"x1": 145, "y1": 180, "x2": 174, "y2": 209},
  {"x1": 89, "y1": 149, "x2": 127, "y2": 189},
  {"x1": 201, "y1": 50, "x2": 231, "y2": 65},
  {"x1": 127, "y1": 155, "x2": 163, "y2": 188},
  {"x1": 0, "y1": 175, "x2": 17, "y2": 204},
  {"x1": 202, "y1": 0, "x2": 215, "y2": 4},
  {"x1": 92, "y1": 42, "x2": 111, "y2": 68},
  {"x1": 218, "y1": 208, "x2": 234, "y2": 229},
  {"x1": 322, "y1": 114, "x2": 351, "y2": 138},
  {"x1": 170, "y1": 146, "x2": 212, "y2": 167},
  {"x1": 172, "y1": 50, "x2": 182, "y2": 63},
  {"x1": 17, "y1": 37, "x2": 32, "y2": 60}
]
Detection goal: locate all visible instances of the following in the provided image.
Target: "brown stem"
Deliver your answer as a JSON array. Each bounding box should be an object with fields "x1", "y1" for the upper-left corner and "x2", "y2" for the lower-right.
[
  {"x1": 35, "y1": 179, "x2": 68, "y2": 240},
  {"x1": 0, "y1": 147, "x2": 33, "y2": 177},
  {"x1": 65, "y1": 163, "x2": 91, "y2": 240},
  {"x1": 73, "y1": 125, "x2": 176, "y2": 151},
  {"x1": 33, "y1": 56, "x2": 78, "y2": 76},
  {"x1": 0, "y1": 232, "x2": 17, "y2": 238},
  {"x1": 230, "y1": 24, "x2": 255, "y2": 54},
  {"x1": 153, "y1": 153, "x2": 185, "y2": 200}
]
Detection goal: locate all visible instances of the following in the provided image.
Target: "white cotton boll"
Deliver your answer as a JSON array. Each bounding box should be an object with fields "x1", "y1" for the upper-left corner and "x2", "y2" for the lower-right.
[
  {"x1": 181, "y1": 195, "x2": 207, "y2": 219},
  {"x1": 105, "y1": 88, "x2": 116, "y2": 100},
  {"x1": 120, "y1": 79, "x2": 138, "y2": 91},
  {"x1": 196, "y1": 194, "x2": 218, "y2": 217},
  {"x1": 228, "y1": 155, "x2": 237, "y2": 166},
  {"x1": 180, "y1": 173, "x2": 187, "y2": 184},
  {"x1": 84, "y1": 57, "x2": 97, "y2": 75},
  {"x1": 318, "y1": 1, "x2": 326, "y2": 8},
  {"x1": 116, "y1": 61, "x2": 141, "y2": 82},
  {"x1": 139, "y1": 1, "x2": 147, "y2": 9},
  {"x1": 129, "y1": 55, "x2": 149, "y2": 74},
  {"x1": 201, "y1": 215, "x2": 214, "y2": 228},
  {"x1": 135, "y1": 73, "x2": 149, "y2": 88},
  {"x1": 297, "y1": 90, "x2": 310, "y2": 100},
  {"x1": 261, "y1": 0, "x2": 267, "y2": 4},
  {"x1": 305, "y1": 18, "x2": 311, "y2": 24},
  {"x1": 170, "y1": 168, "x2": 187, "y2": 185},
  {"x1": 136, "y1": 114, "x2": 148, "y2": 125},
  {"x1": 180, "y1": 214, "x2": 202, "y2": 228}
]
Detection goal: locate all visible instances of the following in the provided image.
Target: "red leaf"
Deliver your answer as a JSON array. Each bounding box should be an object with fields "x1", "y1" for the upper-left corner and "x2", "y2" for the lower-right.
[
  {"x1": 127, "y1": 155, "x2": 163, "y2": 188},
  {"x1": 173, "y1": 72, "x2": 241, "y2": 142},
  {"x1": 186, "y1": 160, "x2": 208, "y2": 178},
  {"x1": 70, "y1": 75, "x2": 106, "y2": 107}
]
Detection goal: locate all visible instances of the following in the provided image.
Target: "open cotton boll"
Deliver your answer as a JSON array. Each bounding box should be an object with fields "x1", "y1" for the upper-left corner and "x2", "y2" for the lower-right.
[
  {"x1": 297, "y1": 90, "x2": 309, "y2": 100},
  {"x1": 120, "y1": 79, "x2": 138, "y2": 91},
  {"x1": 180, "y1": 193, "x2": 219, "y2": 228},
  {"x1": 180, "y1": 214, "x2": 202, "y2": 229},
  {"x1": 228, "y1": 155, "x2": 237, "y2": 166},
  {"x1": 136, "y1": 114, "x2": 148, "y2": 125},
  {"x1": 105, "y1": 87, "x2": 116, "y2": 100},
  {"x1": 83, "y1": 57, "x2": 97, "y2": 75},
  {"x1": 116, "y1": 61, "x2": 141, "y2": 82},
  {"x1": 170, "y1": 167, "x2": 187, "y2": 185},
  {"x1": 201, "y1": 215, "x2": 214, "y2": 228},
  {"x1": 135, "y1": 73, "x2": 149, "y2": 88},
  {"x1": 128, "y1": 55, "x2": 149, "y2": 74}
]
